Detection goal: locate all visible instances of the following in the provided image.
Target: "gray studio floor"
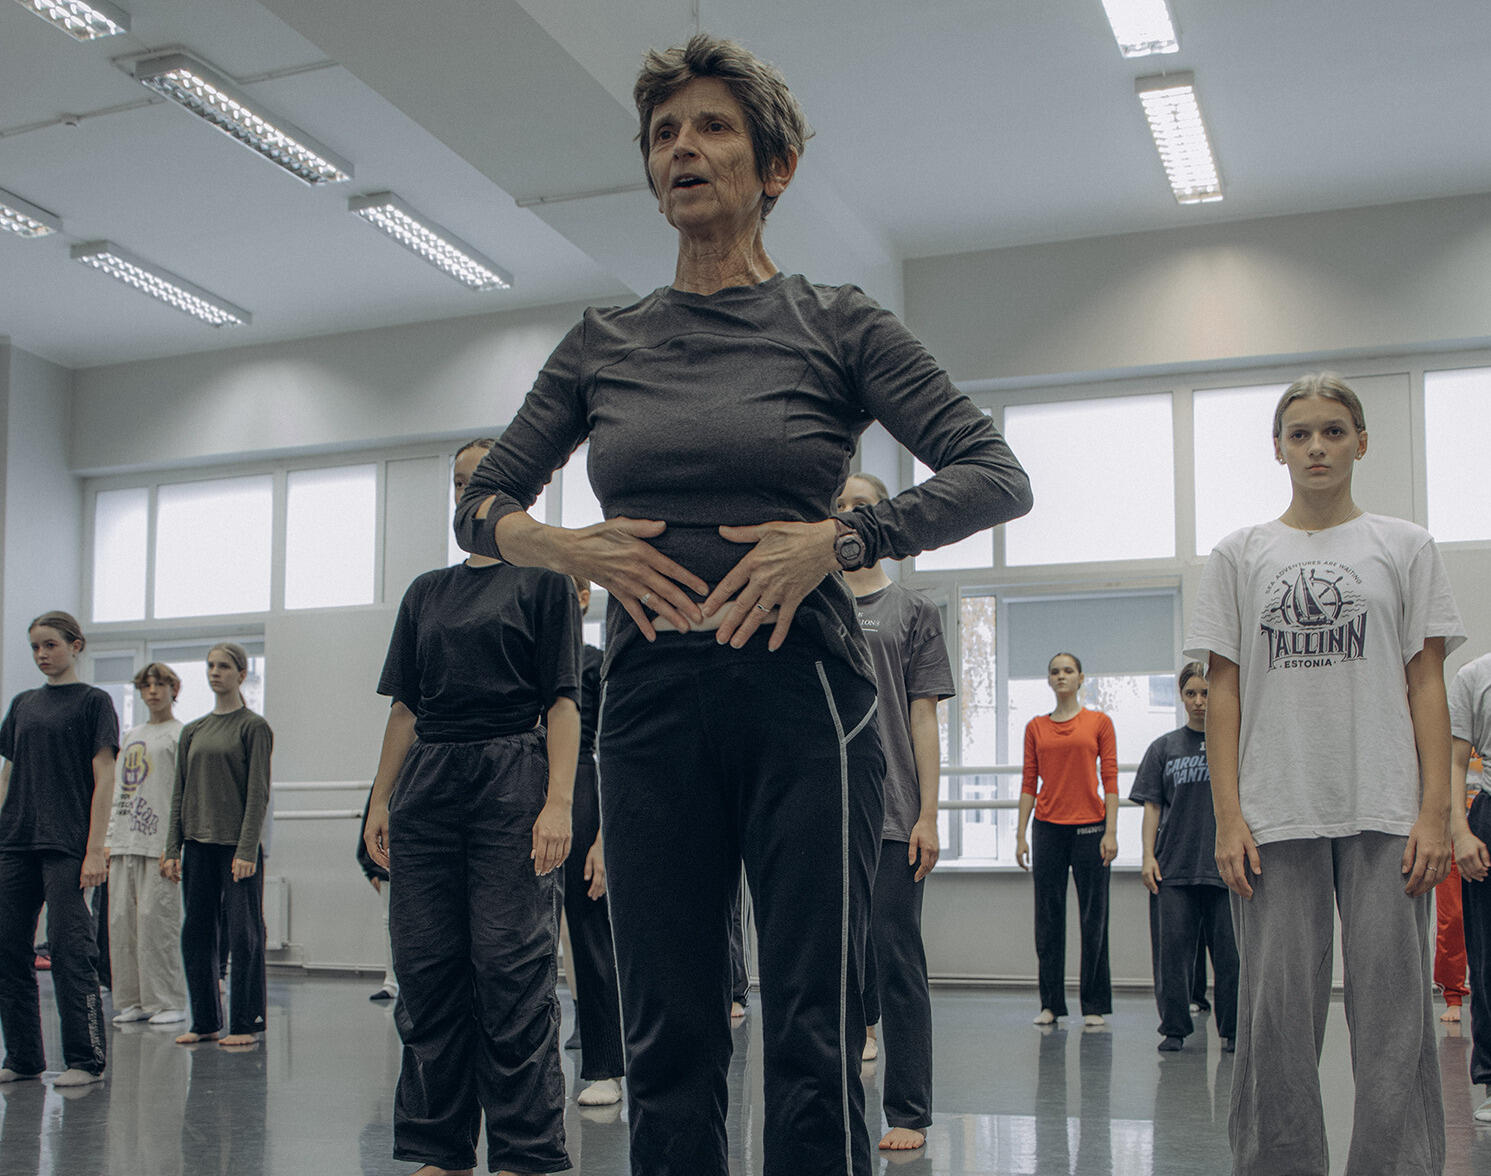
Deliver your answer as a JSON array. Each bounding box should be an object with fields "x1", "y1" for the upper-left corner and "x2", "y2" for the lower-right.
[{"x1": 1, "y1": 973, "x2": 1488, "y2": 1176}]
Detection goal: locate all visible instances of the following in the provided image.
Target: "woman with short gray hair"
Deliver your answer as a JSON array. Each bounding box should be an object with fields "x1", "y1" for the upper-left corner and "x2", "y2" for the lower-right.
[{"x1": 458, "y1": 33, "x2": 1032, "y2": 1176}]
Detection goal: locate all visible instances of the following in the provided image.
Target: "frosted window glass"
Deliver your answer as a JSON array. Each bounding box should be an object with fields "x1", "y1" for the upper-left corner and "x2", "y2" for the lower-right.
[
  {"x1": 1193, "y1": 384, "x2": 1289, "y2": 553},
  {"x1": 449, "y1": 484, "x2": 547, "y2": 565},
  {"x1": 911, "y1": 459, "x2": 994, "y2": 570},
  {"x1": 92, "y1": 487, "x2": 148, "y2": 622},
  {"x1": 561, "y1": 443, "x2": 604, "y2": 530},
  {"x1": 285, "y1": 465, "x2": 376, "y2": 610},
  {"x1": 1004, "y1": 394, "x2": 1175, "y2": 565},
  {"x1": 154, "y1": 477, "x2": 272, "y2": 618},
  {"x1": 1426, "y1": 367, "x2": 1491, "y2": 542}
]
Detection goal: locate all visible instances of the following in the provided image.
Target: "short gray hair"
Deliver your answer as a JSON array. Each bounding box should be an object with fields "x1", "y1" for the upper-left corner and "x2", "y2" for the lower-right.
[{"x1": 634, "y1": 33, "x2": 811, "y2": 220}]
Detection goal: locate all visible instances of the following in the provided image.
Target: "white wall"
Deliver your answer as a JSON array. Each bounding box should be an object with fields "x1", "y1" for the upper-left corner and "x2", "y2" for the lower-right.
[{"x1": 2, "y1": 345, "x2": 81, "y2": 703}]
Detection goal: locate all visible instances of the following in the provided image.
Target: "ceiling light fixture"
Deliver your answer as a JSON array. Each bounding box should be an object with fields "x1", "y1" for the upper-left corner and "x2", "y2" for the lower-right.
[
  {"x1": 348, "y1": 192, "x2": 512, "y2": 291},
  {"x1": 1100, "y1": 0, "x2": 1179, "y2": 58},
  {"x1": 133, "y1": 51, "x2": 353, "y2": 186},
  {"x1": 12, "y1": 0, "x2": 129, "y2": 41},
  {"x1": 72, "y1": 241, "x2": 251, "y2": 327},
  {"x1": 1135, "y1": 73, "x2": 1223, "y2": 204},
  {"x1": 0, "y1": 185, "x2": 62, "y2": 237}
]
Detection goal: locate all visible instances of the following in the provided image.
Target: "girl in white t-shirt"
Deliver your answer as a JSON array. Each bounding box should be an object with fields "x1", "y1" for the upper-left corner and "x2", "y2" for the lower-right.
[{"x1": 1187, "y1": 373, "x2": 1463, "y2": 1176}]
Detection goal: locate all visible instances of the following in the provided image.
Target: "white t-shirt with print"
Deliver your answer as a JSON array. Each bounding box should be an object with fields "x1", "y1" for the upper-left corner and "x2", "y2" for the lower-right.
[
  {"x1": 1449, "y1": 652, "x2": 1491, "y2": 797},
  {"x1": 1185, "y1": 513, "x2": 1463, "y2": 845},
  {"x1": 105, "y1": 718, "x2": 183, "y2": 858}
]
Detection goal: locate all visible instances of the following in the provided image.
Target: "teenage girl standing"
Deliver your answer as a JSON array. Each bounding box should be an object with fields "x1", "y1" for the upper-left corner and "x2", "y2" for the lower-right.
[
  {"x1": 0, "y1": 610, "x2": 118, "y2": 1087},
  {"x1": 163, "y1": 643, "x2": 273, "y2": 1048},
  {"x1": 364, "y1": 438, "x2": 581, "y2": 1176},
  {"x1": 1188, "y1": 373, "x2": 1462, "y2": 1175},
  {"x1": 1016, "y1": 653, "x2": 1118, "y2": 1026}
]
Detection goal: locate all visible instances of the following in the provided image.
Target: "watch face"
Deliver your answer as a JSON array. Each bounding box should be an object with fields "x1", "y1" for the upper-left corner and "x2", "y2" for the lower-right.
[{"x1": 836, "y1": 532, "x2": 866, "y2": 569}]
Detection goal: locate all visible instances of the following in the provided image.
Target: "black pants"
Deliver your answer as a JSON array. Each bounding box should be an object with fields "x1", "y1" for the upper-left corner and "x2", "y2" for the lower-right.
[
  {"x1": 0, "y1": 851, "x2": 106, "y2": 1075},
  {"x1": 92, "y1": 880, "x2": 110, "y2": 990},
  {"x1": 862, "y1": 839, "x2": 933, "y2": 1131},
  {"x1": 389, "y1": 732, "x2": 569, "y2": 1174},
  {"x1": 562, "y1": 758, "x2": 626, "y2": 1081},
  {"x1": 1465, "y1": 792, "x2": 1491, "y2": 1088},
  {"x1": 1153, "y1": 883, "x2": 1237, "y2": 1039},
  {"x1": 727, "y1": 867, "x2": 749, "y2": 1005},
  {"x1": 180, "y1": 841, "x2": 266, "y2": 1037},
  {"x1": 1032, "y1": 818, "x2": 1111, "y2": 1017},
  {"x1": 600, "y1": 636, "x2": 883, "y2": 1176}
]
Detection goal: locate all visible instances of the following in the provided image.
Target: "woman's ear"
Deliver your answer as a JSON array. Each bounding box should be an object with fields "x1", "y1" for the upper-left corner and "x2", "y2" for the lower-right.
[{"x1": 763, "y1": 151, "x2": 798, "y2": 199}]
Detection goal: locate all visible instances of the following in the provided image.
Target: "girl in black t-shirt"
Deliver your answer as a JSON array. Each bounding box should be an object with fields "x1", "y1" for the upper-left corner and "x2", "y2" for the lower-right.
[
  {"x1": 0, "y1": 610, "x2": 119, "y2": 1087},
  {"x1": 364, "y1": 439, "x2": 581, "y2": 1176}
]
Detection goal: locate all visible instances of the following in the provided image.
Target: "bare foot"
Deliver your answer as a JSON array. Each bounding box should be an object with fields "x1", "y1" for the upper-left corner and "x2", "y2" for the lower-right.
[
  {"x1": 1032, "y1": 1008, "x2": 1056, "y2": 1025},
  {"x1": 729, "y1": 1001, "x2": 745, "y2": 1024},
  {"x1": 219, "y1": 1033, "x2": 259, "y2": 1050},
  {"x1": 879, "y1": 1127, "x2": 926, "y2": 1151},
  {"x1": 1440, "y1": 1005, "x2": 1462, "y2": 1023},
  {"x1": 174, "y1": 1031, "x2": 219, "y2": 1044}
]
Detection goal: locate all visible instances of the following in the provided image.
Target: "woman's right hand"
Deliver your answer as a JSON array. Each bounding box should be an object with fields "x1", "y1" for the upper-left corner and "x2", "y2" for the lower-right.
[
  {"x1": 365, "y1": 803, "x2": 391, "y2": 872},
  {"x1": 1215, "y1": 815, "x2": 1261, "y2": 898},
  {"x1": 556, "y1": 517, "x2": 708, "y2": 640},
  {"x1": 1140, "y1": 856, "x2": 1162, "y2": 895},
  {"x1": 1015, "y1": 833, "x2": 1030, "y2": 871}
]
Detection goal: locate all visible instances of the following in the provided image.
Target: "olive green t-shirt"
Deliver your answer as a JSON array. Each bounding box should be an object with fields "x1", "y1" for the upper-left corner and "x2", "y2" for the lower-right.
[{"x1": 165, "y1": 708, "x2": 273, "y2": 861}]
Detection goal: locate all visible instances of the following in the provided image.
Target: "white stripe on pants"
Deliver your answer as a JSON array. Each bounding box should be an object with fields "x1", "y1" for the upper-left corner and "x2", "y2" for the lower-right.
[{"x1": 107, "y1": 853, "x2": 187, "y2": 1013}]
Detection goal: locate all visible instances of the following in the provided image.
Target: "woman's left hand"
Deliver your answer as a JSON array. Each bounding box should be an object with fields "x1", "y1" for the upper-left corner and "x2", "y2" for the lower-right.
[
  {"x1": 1402, "y1": 813, "x2": 1452, "y2": 896},
  {"x1": 531, "y1": 801, "x2": 572, "y2": 876},
  {"x1": 705, "y1": 520, "x2": 839, "y2": 650}
]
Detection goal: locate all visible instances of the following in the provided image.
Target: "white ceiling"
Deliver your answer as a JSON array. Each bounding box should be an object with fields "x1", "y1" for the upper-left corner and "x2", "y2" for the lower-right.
[{"x1": 1, "y1": 0, "x2": 1488, "y2": 370}]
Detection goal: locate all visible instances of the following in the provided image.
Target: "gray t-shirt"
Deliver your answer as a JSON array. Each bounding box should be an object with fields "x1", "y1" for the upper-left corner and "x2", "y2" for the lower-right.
[
  {"x1": 1129, "y1": 725, "x2": 1222, "y2": 887},
  {"x1": 1186, "y1": 514, "x2": 1463, "y2": 845},
  {"x1": 456, "y1": 272, "x2": 1032, "y2": 681},
  {"x1": 853, "y1": 581, "x2": 955, "y2": 841},
  {"x1": 1448, "y1": 653, "x2": 1491, "y2": 796}
]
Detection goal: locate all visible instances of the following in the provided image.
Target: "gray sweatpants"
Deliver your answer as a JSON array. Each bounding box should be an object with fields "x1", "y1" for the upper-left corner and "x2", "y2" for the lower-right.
[{"x1": 1229, "y1": 832, "x2": 1444, "y2": 1176}]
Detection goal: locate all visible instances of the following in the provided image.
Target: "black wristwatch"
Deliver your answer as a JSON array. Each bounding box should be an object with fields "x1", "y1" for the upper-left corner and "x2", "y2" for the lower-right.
[{"x1": 832, "y1": 516, "x2": 867, "y2": 571}]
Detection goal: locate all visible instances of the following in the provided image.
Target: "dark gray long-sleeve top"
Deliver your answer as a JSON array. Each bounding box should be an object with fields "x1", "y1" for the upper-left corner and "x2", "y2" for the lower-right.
[{"x1": 456, "y1": 272, "x2": 1032, "y2": 680}]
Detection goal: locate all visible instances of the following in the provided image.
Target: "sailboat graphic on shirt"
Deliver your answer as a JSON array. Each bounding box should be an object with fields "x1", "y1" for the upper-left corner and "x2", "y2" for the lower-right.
[{"x1": 1278, "y1": 569, "x2": 1342, "y2": 628}]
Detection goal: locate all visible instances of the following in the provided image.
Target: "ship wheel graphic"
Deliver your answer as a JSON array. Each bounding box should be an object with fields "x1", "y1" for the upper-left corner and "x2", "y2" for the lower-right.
[{"x1": 1278, "y1": 569, "x2": 1345, "y2": 628}]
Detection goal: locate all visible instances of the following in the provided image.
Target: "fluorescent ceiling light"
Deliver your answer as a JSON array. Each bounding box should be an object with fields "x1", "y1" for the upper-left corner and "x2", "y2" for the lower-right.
[
  {"x1": 72, "y1": 241, "x2": 251, "y2": 327},
  {"x1": 1135, "y1": 73, "x2": 1223, "y2": 204},
  {"x1": 12, "y1": 0, "x2": 129, "y2": 41},
  {"x1": 133, "y1": 52, "x2": 352, "y2": 186},
  {"x1": 349, "y1": 192, "x2": 512, "y2": 291},
  {"x1": 0, "y1": 185, "x2": 62, "y2": 237},
  {"x1": 1100, "y1": 0, "x2": 1179, "y2": 58}
]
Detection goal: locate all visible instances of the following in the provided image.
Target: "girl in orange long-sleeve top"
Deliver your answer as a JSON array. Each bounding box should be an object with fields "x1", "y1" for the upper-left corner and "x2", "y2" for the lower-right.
[{"x1": 1015, "y1": 652, "x2": 1119, "y2": 1026}]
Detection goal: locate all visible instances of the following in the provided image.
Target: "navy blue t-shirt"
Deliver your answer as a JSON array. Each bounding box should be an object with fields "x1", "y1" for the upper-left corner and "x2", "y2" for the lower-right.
[
  {"x1": 1129, "y1": 725, "x2": 1223, "y2": 888},
  {"x1": 0, "y1": 683, "x2": 119, "y2": 854},
  {"x1": 379, "y1": 561, "x2": 581, "y2": 743}
]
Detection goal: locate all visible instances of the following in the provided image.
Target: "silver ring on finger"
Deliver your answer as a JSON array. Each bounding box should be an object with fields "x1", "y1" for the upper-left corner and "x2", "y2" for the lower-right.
[
  {"x1": 640, "y1": 592, "x2": 652, "y2": 606},
  {"x1": 754, "y1": 603, "x2": 771, "y2": 613}
]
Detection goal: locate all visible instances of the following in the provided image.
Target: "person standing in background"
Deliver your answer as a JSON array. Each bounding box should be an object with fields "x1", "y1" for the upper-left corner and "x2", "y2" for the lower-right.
[
  {"x1": 837, "y1": 472, "x2": 953, "y2": 1152},
  {"x1": 0, "y1": 610, "x2": 118, "y2": 1087},
  {"x1": 107, "y1": 662, "x2": 188, "y2": 1027}
]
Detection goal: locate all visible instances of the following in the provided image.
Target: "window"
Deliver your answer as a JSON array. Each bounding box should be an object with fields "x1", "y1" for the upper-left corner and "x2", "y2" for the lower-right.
[
  {"x1": 1426, "y1": 366, "x2": 1491, "y2": 542},
  {"x1": 285, "y1": 465, "x2": 377, "y2": 609},
  {"x1": 1003, "y1": 394, "x2": 1175, "y2": 565},
  {"x1": 911, "y1": 460, "x2": 995, "y2": 571},
  {"x1": 1192, "y1": 383, "x2": 1289, "y2": 553},
  {"x1": 91, "y1": 651, "x2": 140, "y2": 730},
  {"x1": 154, "y1": 476, "x2": 272, "y2": 618},
  {"x1": 560, "y1": 442, "x2": 603, "y2": 530},
  {"x1": 92, "y1": 487, "x2": 149, "y2": 623}
]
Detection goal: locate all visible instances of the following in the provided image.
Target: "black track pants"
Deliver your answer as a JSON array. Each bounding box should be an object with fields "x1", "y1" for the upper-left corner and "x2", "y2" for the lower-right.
[
  {"x1": 599, "y1": 637, "x2": 884, "y2": 1176},
  {"x1": 0, "y1": 850, "x2": 106, "y2": 1074},
  {"x1": 562, "y1": 758, "x2": 626, "y2": 1081},
  {"x1": 1032, "y1": 818, "x2": 1112, "y2": 1017},
  {"x1": 1465, "y1": 792, "x2": 1491, "y2": 1088},
  {"x1": 1154, "y1": 883, "x2": 1238, "y2": 1039},
  {"x1": 861, "y1": 839, "x2": 933, "y2": 1131},
  {"x1": 180, "y1": 841, "x2": 266, "y2": 1037},
  {"x1": 389, "y1": 731, "x2": 570, "y2": 1174}
]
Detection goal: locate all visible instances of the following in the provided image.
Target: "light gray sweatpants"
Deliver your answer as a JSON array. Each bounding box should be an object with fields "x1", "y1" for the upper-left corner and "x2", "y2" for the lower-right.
[
  {"x1": 1229, "y1": 832, "x2": 1444, "y2": 1176},
  {"x1": 107, "y1": 853, "x2": 187, "y2": 1014}
]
